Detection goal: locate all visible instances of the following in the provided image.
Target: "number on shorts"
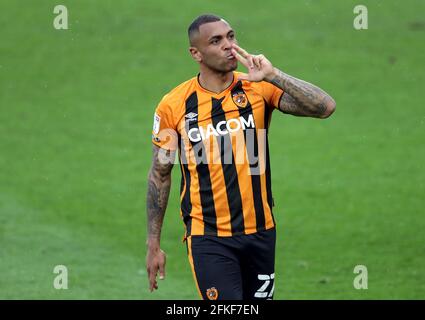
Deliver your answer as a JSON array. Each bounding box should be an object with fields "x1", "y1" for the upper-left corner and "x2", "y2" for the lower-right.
[{"x1": 254, "y1": 273, "x2": 275, "y2": 299}]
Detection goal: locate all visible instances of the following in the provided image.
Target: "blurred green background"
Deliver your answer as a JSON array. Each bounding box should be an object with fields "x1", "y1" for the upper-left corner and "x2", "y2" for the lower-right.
[{"x1": 1, "y1": 0, "x2": 424, "y2": 299}]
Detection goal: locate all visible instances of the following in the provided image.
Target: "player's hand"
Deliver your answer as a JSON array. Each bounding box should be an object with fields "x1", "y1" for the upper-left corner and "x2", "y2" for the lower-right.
[
  {"x1": 146, "y1": 246, "x2": 166, "y2": 292},
  {"x1": 231, "y1": 44, "x2": 275, "y2": 82}
]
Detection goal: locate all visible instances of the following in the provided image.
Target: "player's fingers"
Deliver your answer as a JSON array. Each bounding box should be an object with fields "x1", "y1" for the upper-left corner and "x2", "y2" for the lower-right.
[
  {"x1": 231, "y1": 48, "x2": 250, "y2": 69},
  {"x1": 148, "y1": 266, "x2": 158, "y2": 291},
  {"x1": 232, "y1": 43, "x2": 250, "y2": 59},
  {"x1": 150, "y1": 278, "x2": 158, "y2": 292},
  {"x1": 149, "y1": 278, "x2": 156, "y2": 291},
  {"x1": 159, "y1": 263, "x2": 166, "y2": 280},
  {"x1": 246, "y1": 55, "x2": 255, "y2": 69},
  {"x1": 232, "y1": 44, "x2": 254, "y2": 69},
  {"x1": 258, "y1": 54, "x2": 266, "y2": 67},
  {"x1": 232, "y1": 45, "x2": 254, "y2": 69},
  {"x1": 149, "y1": 279, "x2": 157, "y2": 292},
  {"x1": 159, "y1": 252, "x2": 166, "y2": 279},
  {"x1": 252, "y1": 56, "x2": 261, "y2": 69}
]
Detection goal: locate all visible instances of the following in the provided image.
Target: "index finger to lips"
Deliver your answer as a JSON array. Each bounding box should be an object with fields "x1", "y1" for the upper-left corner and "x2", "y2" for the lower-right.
[
  {"x1": 232, "y1": 44, "x2": 250, "y2": 58},
  {"x1": 231, "y1": 48, "x2": 250, "y2": 68}
]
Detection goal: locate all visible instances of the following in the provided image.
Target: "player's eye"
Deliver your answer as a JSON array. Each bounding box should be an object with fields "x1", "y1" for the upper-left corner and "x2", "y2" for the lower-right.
[
  {"x1": 211, "y1": 39, "x2": 219, "y2": 45},
  {"x1": 228, "y1": 33, "x2": 235, "y2": 39}
]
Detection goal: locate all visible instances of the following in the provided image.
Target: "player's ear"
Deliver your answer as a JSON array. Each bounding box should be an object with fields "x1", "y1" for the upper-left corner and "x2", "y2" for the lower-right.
[{"x1": 189, "y1": 47, "x2": 202, "y2": 63}]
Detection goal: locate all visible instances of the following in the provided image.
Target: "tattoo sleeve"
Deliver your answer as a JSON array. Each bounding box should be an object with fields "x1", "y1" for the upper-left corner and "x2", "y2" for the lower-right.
[
  {"x1": 146, "y1": 145, "x2": 174, "y2": 243},
  {"x1": 269, "y1": 68, "x2": 336, "y2": 118}
]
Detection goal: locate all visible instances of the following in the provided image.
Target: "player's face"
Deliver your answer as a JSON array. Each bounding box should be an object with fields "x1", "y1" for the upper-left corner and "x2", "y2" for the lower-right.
[{"x1": 192, "y1": 20, "x2": 238, "y2": 73}]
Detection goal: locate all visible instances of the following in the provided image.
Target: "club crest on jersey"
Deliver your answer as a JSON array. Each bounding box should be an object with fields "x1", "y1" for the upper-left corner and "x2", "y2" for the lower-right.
[
  {"x1": 206, "y1": 287, "x2": 218, "y2": 300},
  {"x1": 232, "y1": 92, "x2": 248, "y2": 108}
]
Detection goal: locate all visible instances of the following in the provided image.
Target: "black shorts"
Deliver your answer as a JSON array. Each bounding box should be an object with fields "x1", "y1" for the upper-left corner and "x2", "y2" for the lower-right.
[{"x1": 186, "y1": 228, "x2": 276, "y2": 300}]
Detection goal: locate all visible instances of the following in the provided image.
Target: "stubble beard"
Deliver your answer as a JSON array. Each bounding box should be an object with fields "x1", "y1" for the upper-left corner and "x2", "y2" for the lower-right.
[{"x1": 204, "y1": 58, "x2": 238, "y2": 74}]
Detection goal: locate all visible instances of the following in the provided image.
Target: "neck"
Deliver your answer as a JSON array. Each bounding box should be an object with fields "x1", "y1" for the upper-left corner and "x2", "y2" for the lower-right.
[{"x1": 198, "y1": 66, "x2": 234, "y2": 94}]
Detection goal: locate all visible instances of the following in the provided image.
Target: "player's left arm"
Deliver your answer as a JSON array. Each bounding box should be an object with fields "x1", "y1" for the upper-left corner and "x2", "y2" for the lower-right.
[
  {"x1": 231, "y1": 44, "x2": 336, "y2": 118},
  {"x1": 269, "y1": 69, "x2": 335, "y2": 118}
]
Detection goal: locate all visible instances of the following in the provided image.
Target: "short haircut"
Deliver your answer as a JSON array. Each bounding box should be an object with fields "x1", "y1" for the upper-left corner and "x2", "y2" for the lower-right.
[{"x1": 188, "y1": 14, "x2": 223, "y2": 45}]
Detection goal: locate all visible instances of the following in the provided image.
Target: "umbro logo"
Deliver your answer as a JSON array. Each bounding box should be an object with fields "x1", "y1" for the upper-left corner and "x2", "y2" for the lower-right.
[{"x1": 185, "y1": 112, "x2": 198, "y2": 122}]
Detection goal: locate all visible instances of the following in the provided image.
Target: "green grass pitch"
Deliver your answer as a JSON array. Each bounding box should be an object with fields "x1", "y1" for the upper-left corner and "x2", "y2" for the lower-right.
[{"x1": 0, "y1": 0, "x2": 424, "y2": 299}]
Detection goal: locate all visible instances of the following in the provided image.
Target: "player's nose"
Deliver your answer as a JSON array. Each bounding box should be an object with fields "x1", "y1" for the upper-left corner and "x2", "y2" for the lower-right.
[{"x1": 222, "y1": 37, "x2": 232, "y2": 50}]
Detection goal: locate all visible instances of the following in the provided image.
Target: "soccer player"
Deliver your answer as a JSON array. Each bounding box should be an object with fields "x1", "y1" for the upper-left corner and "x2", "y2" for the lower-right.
[{"x1": 146, "y1": 14, "x2": 336, "y2": 300}]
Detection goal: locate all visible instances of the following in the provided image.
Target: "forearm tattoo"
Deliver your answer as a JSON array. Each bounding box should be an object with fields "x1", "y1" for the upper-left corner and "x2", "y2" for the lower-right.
[
  {"x1": 270, "y1": 69, "x2": 335, "y2": 118},
  {"x1": 146, "y1": 146, "x2": 173, "y2": 241}
]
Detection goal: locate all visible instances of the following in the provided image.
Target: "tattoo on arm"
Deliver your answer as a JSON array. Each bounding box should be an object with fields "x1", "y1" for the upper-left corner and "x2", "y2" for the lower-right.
[
  {"x1": 270, "y1": 69, "x2": 336, "y2": 118},
  {"x1": 146, "y1": 145, "x2": 174, "y2": 241}
]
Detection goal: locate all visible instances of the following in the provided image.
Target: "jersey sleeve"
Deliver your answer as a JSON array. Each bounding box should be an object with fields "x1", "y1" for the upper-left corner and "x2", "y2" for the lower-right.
[
  {"x1": 260, "y1": 81, "x2": 284, "y2": 109},
  {"x1": 151, "y1": 95, "x2": 178, "y2": 151}
]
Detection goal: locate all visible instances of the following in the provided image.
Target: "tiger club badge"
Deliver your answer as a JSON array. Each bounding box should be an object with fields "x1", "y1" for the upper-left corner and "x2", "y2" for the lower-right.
[
  {"x1": 232, "y1": 92, "x2": 248, "y2": 108},
  {"x1": 206, "y1": 287, "x2": 218, "y2": 300}
]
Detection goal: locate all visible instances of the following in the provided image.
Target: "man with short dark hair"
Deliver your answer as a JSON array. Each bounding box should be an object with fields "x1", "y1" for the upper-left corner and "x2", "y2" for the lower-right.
[{"x1": 146, "y1": 14, "x2": 335, "y2": 300}]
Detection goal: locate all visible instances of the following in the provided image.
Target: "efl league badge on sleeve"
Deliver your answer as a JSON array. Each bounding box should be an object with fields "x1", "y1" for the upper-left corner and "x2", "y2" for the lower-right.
[
  {"x1": 232, "y1": 91, "x2": 248, "y2": 108},
  {"x1": 153, "y1": 113, "x2": 161, "y2": 134}
]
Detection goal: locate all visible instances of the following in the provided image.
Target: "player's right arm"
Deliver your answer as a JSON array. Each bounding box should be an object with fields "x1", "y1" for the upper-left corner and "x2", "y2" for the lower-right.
[
  {"x1": 146, "y1": 144, "x2": 174, "y2": 292},
  {"x1": 231, "y1": 43, "x2": 336, "y2": 118}
]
